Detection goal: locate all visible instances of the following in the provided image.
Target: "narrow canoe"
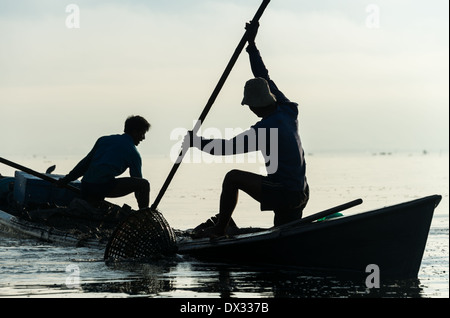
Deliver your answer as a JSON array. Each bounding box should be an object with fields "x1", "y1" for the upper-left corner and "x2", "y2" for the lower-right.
[{"x1": 177, "y1": 195, "x2": 442, "y2": 279}]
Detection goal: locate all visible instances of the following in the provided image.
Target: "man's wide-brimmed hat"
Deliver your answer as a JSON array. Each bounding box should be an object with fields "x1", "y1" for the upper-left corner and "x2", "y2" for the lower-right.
[{"x1": 241, "y1": 77, "x2": 277, "y2": 108}]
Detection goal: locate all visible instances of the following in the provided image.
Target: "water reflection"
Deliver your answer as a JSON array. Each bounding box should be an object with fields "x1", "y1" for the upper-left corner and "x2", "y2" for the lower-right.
[
  {"x1": 89, "y1": 257, "x2": 424, "y2": 298},
  {"x1": 82, "y1": 259, "x2": 177, "y2": 295}
]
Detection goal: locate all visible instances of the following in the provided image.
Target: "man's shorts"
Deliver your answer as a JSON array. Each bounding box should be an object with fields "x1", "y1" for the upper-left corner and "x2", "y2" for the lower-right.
[
  {"x1": 261, "y1": 178, "x2": 309, "y2": 227},
  {"x1": 81, "y1": 179, "x2": 117, "y2": 201}
]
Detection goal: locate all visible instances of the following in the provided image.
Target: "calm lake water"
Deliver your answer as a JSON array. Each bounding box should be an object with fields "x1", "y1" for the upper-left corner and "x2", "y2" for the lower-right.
[{"x1": 0, "y1": 152, "x2": 448, "y2": 300}]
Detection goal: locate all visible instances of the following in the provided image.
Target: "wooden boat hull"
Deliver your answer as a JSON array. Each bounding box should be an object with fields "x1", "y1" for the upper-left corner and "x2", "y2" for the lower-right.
[
  {"x1": 1, "y1": 191, "x2": 442, "y2": 279},
  {"x1": 177, "y1": 195, "x2": 442, "y2": 279},
  {"x1": 0, "y1": 209, "x2": 105, "y2": 248}
]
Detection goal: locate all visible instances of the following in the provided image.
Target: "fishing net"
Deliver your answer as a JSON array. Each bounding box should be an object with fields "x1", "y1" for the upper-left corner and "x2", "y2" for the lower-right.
[{"x1": 104, "y1": 208, "x2": 177, "y2": 261}]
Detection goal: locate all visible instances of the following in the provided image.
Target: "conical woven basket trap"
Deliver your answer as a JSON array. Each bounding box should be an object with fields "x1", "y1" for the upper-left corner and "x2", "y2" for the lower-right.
[{"x1": 104, "y1": 208, "x2": 177, "y2": 261}]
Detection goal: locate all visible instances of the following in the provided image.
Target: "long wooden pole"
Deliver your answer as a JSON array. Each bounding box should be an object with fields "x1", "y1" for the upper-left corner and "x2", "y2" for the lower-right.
[
  {"x1": 279, "y1": 199, "x2": 364, "y2": 229},
  {"x1": 0, "y1": 157, "x2": 81, "y2": 195},
  {"x1": 151, "y1": 0, "x2": 271, "y2": 211}
]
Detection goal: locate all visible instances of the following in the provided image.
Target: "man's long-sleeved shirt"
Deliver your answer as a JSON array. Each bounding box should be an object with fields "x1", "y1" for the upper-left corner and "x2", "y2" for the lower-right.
[
  {"x1": 197, "y1": 43, "x2": 307, "y2": 192},
  {"x1": 66, "y1": 134, "x2": 142, "y2": 184}
]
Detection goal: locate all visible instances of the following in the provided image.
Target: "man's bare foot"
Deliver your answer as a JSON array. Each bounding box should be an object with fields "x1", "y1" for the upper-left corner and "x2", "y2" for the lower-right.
[{"x1": 192, "y1": 225, "x2": 226, "y2": 239}]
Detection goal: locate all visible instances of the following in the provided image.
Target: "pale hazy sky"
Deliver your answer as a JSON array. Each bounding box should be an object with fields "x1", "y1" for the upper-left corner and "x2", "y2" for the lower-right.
[{"x1": 1, "y1": 0, "x2": 448, "y2": 158}]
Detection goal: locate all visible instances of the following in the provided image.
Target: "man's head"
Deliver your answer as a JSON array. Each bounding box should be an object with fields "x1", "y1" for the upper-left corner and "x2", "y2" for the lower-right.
[
  {"x1": 124, "y1": 115, "x2": 151, "y2": 146},
  {"x1": 241, "y1": 77, "x2": 277, "y2": 109}
]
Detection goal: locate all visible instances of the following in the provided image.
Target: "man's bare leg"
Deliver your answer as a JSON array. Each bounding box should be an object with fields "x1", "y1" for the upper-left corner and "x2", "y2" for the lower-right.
[
  {"x1": 211, "y1": 170, "x2": 262, "y2": 237},
  {"x1": 107, "y1": 177, "x2": 150, "y2": 209}
]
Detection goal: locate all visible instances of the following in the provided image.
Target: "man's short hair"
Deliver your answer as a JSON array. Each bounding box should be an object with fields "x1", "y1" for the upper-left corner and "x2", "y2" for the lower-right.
[{"x1": 124, "y1": 115, "x2": 151, "y2": 134}]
